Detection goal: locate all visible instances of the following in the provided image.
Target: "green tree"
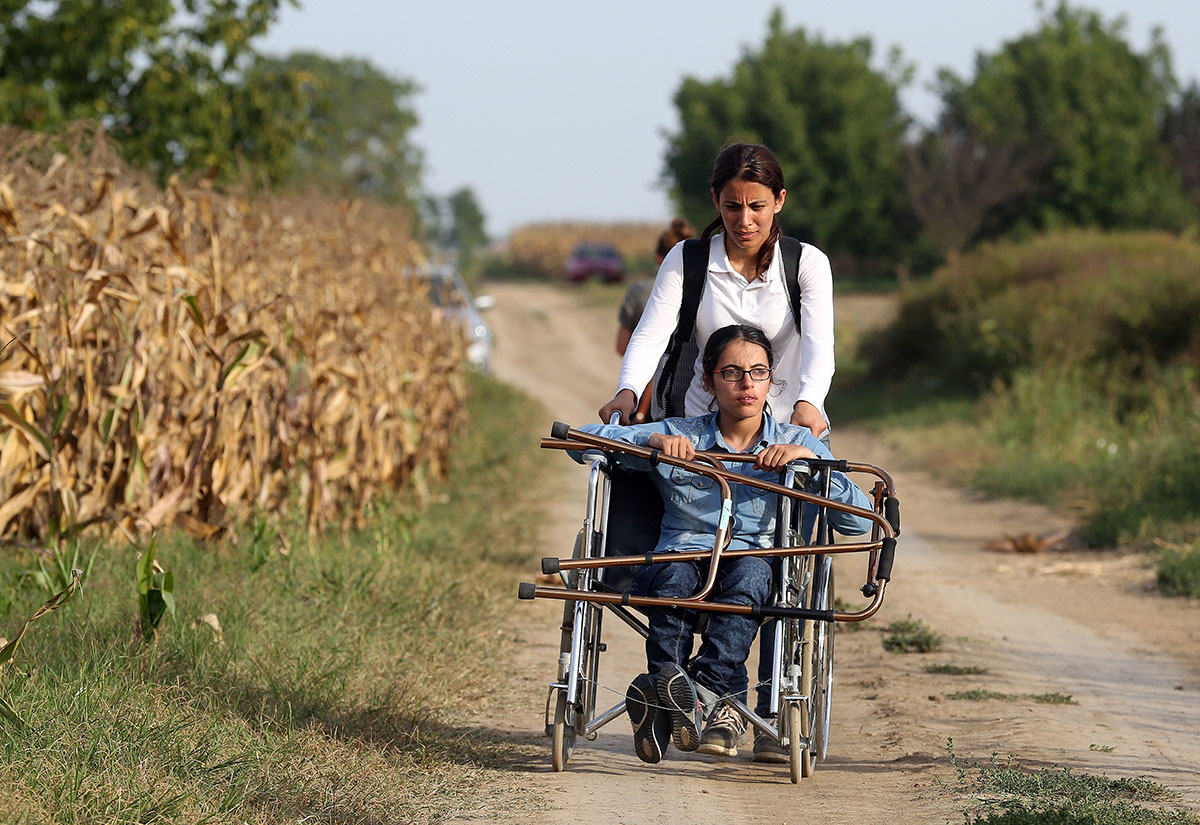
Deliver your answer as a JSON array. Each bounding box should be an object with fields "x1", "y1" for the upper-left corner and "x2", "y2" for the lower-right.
[
  {"x1": 0, "y1": 0, "x2": 306, "y2": 184},
  {"x1": 445, "y1": 188, "x2": 488, "y2": 272},
  {"x1": 663, "y1": 8, "x2": 914, "y2": 262},
  {"x1": 936, "y1": 1, "x2": 1194, "y2": 234},
  {"x1": 423, "y1": 187, "x2": 489, "y2": 275},
  {"x1": 902, "y1": 130, "x2": 1041, "y2": 266},
  {"x1": 268, "y1": 51, "x2": 424, "y2": 205},
  {"x1": 1163, "y1": 81, "x2": 1200, "y2": 210}
]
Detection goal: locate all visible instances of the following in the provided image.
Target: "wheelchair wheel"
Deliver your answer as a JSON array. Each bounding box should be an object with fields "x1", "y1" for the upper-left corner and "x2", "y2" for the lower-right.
[
  {"x1": 798, "y1": 614, "x2": 818, "y2": 778},
  {"x1": 550, "y1": 530, "x2": 604, "y2": 769},
  {"x1": 811, "y1": 557, "x2": 835, "y2": 762},
  {"x1": 551, "y1": 689, "x2": 575, "y2": 771},
  {"x1": 786, "y1": 699, "x2": 804, "y2": 784}
]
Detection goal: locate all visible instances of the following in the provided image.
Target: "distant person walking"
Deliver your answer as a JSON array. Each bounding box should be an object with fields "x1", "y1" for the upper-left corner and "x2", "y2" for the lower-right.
[
  {"x1": 599, "y1": 142, "x2": 835, "y2": 440},
  {"x1": 615, "y1": 218, "x2": 695, "y2": 356}
]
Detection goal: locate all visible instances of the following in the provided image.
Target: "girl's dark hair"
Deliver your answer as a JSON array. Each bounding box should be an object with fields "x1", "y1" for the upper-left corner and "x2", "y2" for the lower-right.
[
  {"x1": 702, "y1": 324, "x2": 775, "y2": 375},
  {"x1": 700, "y1": 143, "x2": 786, "y2": 277}
]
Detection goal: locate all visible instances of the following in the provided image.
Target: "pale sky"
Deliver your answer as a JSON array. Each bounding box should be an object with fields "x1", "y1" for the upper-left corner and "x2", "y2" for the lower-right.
[{"x1": 260, "y1": 1, "x2": 1200, "y2": 237}]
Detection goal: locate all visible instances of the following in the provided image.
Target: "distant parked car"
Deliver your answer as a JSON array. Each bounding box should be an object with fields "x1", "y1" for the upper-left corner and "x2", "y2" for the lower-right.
[
  {"x1": 565, "y1": 242, "x2": 624, "y2": 283},
  {"x1": 422, "y1": 267, "x2": 494, "y2": 371}
]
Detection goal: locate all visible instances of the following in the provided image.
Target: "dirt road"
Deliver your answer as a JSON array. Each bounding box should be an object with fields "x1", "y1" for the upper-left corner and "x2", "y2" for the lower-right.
[{"x1": 467, "y1": 281, "x2": 1200, "y2": 824}]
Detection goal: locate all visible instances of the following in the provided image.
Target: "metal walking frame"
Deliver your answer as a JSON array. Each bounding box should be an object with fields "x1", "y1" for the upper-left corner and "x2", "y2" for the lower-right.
[{"x1": 518, "y1": 421, "x2": 902, "y2": 782}]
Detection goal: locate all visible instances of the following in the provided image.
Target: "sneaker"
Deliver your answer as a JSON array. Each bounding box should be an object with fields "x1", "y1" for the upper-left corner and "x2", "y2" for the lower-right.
[
  {"x1": 752, "y1": 725, "x2": 789, "y2": 764},
  {"x1": 656, "y1": 663, "x2": 703, "y2": 752},
  {"x1": 626, "y1": 673, "x2": 670, "y2": 764},
  {"x1": 696, "y1": 703, "x2": 747, "y2": 757}
]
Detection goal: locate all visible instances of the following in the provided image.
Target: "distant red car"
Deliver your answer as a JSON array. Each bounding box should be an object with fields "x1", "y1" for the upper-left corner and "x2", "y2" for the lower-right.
[{"x1": 565, "y1": 242, "x2": 624, "y2": 283}]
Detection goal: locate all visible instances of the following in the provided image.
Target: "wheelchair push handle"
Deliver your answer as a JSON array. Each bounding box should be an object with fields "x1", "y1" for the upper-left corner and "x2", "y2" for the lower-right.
[{"x1": 552, "y1": 414, "x2": 621, "y2": 439}]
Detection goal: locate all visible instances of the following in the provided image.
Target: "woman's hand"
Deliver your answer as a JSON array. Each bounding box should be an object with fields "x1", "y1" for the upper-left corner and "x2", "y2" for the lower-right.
[
  {"x1": 755, "y1": 443, "x2": 816, "y2": 472},
  {"x1": 648, "y1": 432, "x2": 695, "y2": 461},
  {"x1": 598, "y1": 389, "x2": 638, "y2": 424},
  {"x1": 790, "y1": 400, "x2": 828, "y2": 437}
]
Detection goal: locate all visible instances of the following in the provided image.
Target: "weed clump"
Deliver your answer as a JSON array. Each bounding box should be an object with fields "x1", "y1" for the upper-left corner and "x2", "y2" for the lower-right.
[
  {"x1": 927, "y1": 663, "x2": 988, "y2": 675},
  {"x1": 946, "y1": 739, "x2": 1197, "y2": 825},
  {"x1": 946, "y1": 690, "x2": 1077, "y2": 704},
  {"x1": 1031, "y1": 692, "x2": 1077, "y2": 705},
  {"x1": 882, "y1": 615, "x2": 943, "y2": 653},
  {"x1": 948, "y1": 689, "x2": 1011, "y2": 701}
]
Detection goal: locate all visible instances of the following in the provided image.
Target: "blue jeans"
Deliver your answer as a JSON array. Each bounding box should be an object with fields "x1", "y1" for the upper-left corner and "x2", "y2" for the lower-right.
[
  {"x1": 634, "y1": 555, "x2": 772, "y2": 699},
  {"x1": 723, "y1": 620, "x2": 778, "y2": 714}
]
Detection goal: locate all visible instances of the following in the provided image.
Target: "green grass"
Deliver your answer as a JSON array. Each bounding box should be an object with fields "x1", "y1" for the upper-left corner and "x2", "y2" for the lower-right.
[
  {"x1": 0, "y1": 372, "x2": 548, "y2": 824},
  {"x1": 882, "y1": 615, "x2": 944, "y2": 653},
  {"x1": 947, "y1": 739, "x2": 1197, "y2": 825},
  {"x1": 926, "y1": 663, "x2": 989, "y2": 675}
]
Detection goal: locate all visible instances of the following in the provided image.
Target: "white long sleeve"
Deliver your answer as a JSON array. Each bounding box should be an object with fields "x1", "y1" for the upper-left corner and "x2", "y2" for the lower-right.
[
  {"x1": 616, "y1": 242, "x2": 687, "y2": 397},
  {"x1": 615, "y1": 234, "x2": 835, "y2": 421}
]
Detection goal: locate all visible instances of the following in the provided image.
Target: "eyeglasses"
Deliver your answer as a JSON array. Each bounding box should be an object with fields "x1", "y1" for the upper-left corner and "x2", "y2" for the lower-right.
[{"x1": 713, "y1": 366, "x2": 772, "y2": 382}]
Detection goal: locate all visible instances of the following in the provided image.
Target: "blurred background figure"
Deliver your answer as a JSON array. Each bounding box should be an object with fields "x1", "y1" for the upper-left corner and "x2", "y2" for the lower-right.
[{"x1": 615, "y1": 217, "x2": 695, "y2": 356}]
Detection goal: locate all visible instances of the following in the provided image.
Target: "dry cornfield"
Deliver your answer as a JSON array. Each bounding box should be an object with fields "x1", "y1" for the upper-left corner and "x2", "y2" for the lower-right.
[
  {"x1": 0, "y1": 127, "x2": 466, "y2": 544},
  {"x1": 505, "y1": 221, "x2": 662, "y2": 279}
]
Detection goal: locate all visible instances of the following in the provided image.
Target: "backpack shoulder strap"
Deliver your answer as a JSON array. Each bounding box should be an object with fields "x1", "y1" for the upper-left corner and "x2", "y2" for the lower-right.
[
  {"x1": 654, "y1": 238, "x2": 708, "y2": 417},
  {"x1": 779, "y1": 235, "x2": 805, "y2": 335},
  {"x1": 677, "y1": 237, "x2": 708, "y2": 342}
]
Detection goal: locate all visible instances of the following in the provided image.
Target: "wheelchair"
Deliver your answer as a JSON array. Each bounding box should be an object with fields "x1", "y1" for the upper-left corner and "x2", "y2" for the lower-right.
[{"x1": 517, "y1": 421, "x2": 901, "y2": 783}]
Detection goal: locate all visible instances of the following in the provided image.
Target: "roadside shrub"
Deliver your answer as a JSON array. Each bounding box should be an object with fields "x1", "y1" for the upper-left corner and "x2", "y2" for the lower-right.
[
  {"x1": 866, "y1": 231, "x2": 1200, "y2": 389},
  {"x1": 1156, "y1": 544, "x2": 1200, "y2": 598},
  {"x1": 859, "y1": 230, "x2": 1200, "y2": 555}
]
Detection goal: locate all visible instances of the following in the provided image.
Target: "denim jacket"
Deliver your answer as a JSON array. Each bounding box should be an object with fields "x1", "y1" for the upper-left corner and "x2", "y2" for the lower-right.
[{"x1": 577, "y1": 412, "x2": 873, "y2": 556}]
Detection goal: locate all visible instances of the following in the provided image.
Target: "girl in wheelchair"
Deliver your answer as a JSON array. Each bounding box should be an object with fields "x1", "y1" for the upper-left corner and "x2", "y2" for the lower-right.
[{"x1": 577, "y1": 323, "x2": 874, "y2": 764}]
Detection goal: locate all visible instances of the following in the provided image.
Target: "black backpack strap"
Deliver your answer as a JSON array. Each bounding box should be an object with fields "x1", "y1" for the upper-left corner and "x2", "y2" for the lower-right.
[
  {"x1": 654, "y1": 238, "x2": 708, "y2": 417},
  {"x1": 678, "y1": 238, "x2": 708, "y2": 343},
  {"x1": 779, "y1": 235, "x2": 805, "y2": 335}
]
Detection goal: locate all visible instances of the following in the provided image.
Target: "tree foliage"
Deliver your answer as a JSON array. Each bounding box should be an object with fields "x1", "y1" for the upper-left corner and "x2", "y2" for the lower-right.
[
  {"x1": 423, "y1": 187, "x2": 489, "y2": 274},
  {"x1": 1163, "y1": 82, "x2": 1200, "y2": 208},
  {"x1": 903, "y1": 131, "x2": 1041, "y2": 264},
  {"x1": 664, "y1": 8, "x2": 914, "y2": 262},
  {"x1": 0, "y1": 0, "x2": 306, "y2": 184},
  {"x1": 267, "y1": 51, "x2": 424, "y2": 205},
  {"x1": 936, "y1": 2, "x2": 1195, "y2": 235}
]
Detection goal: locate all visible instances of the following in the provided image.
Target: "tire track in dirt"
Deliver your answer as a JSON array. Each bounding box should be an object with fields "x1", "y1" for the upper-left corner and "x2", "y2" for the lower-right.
[{"x1": 463, "y1": 281, "x2": 1200, "y2": 824}]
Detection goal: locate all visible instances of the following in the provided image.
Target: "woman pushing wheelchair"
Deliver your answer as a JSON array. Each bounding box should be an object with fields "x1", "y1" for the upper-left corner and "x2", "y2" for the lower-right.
[{"x1": 576, "y1": 324, "x2": 873, "y2": 764}]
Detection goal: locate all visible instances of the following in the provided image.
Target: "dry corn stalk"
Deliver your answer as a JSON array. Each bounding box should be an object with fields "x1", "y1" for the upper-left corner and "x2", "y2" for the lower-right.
[{"x1": 0, "y1": 126, "x2": 466, "y2": 543}]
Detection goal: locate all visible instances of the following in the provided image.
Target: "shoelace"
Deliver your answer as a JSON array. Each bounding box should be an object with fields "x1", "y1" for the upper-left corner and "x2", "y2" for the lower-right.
[{"x1": 587, "y1": 675, "x2": 775, "y2": 714}]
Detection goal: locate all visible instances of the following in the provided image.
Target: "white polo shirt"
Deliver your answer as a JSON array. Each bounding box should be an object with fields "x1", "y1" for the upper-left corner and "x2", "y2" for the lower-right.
[{"x1": 616, "y1": 233, "x2": 835, "y2": 421}]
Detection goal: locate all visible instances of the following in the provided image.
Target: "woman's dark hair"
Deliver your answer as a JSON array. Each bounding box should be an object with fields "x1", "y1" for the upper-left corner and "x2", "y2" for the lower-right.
[
  {"x1": 655, "y1": 217, "x2": 695, "y2": 259},
  {"x1": 701, "y1": 324, "x2": 782, "y2": 412},
  {"x1": 700, "y1": 143, "x2": 786, "y2": 277}
]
